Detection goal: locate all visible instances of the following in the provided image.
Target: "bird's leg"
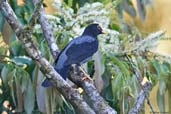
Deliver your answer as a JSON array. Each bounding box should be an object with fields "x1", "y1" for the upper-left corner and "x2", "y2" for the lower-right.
[{"x1": 78, "y1": 65, "x2": 93, "y2": 81}]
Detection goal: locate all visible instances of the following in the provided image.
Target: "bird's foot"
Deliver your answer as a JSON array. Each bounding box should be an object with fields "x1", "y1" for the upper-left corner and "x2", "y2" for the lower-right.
[
  {"x1": 81, "y1": 74, "x2": 93, "y2": 81},
  {"x1": 79, "y1": 67, "x2": 93, "y2": 81}
]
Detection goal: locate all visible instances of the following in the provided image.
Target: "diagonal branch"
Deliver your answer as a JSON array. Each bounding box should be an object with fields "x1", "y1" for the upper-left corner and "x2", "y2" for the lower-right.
[
  {"x1": 29, "y1": 0, "x2": 43, "y2": 27},
  {"x1": 32, "y1": 0, "x2": 59, "y2": 59},
  {"x1": 69, "y1": 65, "x2": 117, "y2": 114},
  {"x1": 0, "y1": 1, "x2": 96, "y2": 114},
  {"x1": 128, "y1": 82, "x2": 151, "y2": 114},
  {"x1": 126, "y1": 54, "x2": 155, "y2": 114}
]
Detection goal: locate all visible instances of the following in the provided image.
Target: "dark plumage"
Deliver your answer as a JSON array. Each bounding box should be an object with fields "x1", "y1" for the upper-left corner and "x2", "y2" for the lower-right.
[{"x1": 42, "y1": 23, "x2": 105, "y2": 87}]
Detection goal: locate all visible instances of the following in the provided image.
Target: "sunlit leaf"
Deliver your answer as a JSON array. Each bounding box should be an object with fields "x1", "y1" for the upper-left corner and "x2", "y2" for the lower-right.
[{"x1": 12, "y1": 56, "x2": 32, "y2": 66}]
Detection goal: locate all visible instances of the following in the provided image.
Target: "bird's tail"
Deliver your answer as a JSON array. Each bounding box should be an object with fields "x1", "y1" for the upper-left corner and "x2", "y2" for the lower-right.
[{"x1": 41, "y1": 65, "x2": 70, "y2": 87}]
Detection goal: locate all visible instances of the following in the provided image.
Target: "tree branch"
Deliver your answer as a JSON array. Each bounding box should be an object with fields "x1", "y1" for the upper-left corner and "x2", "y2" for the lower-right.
[
  {"x1": 0, "y1": 1, "x2": 95, "y2": 114},
  {"x1": 128, "y1": 82, "x2": 151, "y2": 114},
  {"x1": 32, "y1": 0, "x2": 59, "y2": 59},
  {"x1": 126, "y1": 54, "x2": 155, "y2": 114},
  {"x1": 69, "y1": 65, "x2": 117, "y2": 114},
  {"x1": 29, "y1": 0, "x2": 43, "y2": 27}
]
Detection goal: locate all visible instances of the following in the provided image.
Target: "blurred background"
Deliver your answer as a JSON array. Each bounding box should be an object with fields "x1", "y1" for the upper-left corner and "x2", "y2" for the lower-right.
[{"x1": 0, "y1": 0, "x2": 171, "y2": 114}]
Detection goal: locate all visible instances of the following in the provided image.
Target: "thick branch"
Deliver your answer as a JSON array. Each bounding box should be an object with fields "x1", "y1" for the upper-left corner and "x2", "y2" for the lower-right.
[
  {"x1": 69, "y1": 65, "x2": 117, "y2": 114},
  {"x1": 0, "y1": 1, "x2": 95, "y2": 114},
  {"x1": 128, "y1": 82, "x2": 151, "y2": 114}
]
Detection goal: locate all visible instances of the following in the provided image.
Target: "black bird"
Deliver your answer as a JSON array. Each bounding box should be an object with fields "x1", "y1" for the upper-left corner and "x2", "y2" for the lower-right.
[{"x1": 42, "y1": 23, "x2": 105, "y2": 87}]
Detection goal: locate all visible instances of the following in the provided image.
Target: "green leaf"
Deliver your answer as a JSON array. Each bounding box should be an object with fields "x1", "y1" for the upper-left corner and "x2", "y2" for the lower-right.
[
  {"x1": 35, "y1": 68, "x2": 46, "y2": 113},
  {"x1": 103, "y1": 84, "x2": 113, "y2": 101},
  {"x1": 112, "y1": 73, "x2": 124, "y2": 98},
  {"x1": 1, "y1": 64, "x2": 14, "y2": 84},
  {"x1": 9, "y1": 0, "x2": 18, "y2": 10},
  {"x1": 159, "y1": 79, "x2": 166, "y2": 95},
  {"x1": 23, "y1": 78, "x2": 35, "y2": 114},
  {"x1": 11, "y1": 56, "x2": 32, "y2": 66},
  {"x1": 151, "y1": 60, "x2": 161, "y2": 76},
  {"x1": 1, "y1": 65, "x2": 9, "y2": 83},
  {"x1": 10, "y1": 40, "x2": 22, "y2": 56},
  {"x1": 110, "y1": 56, "x2": 130, "y2": 77},
  {"x1": 0, "y1": 11, "x2": 5, "y2": 31},
  {"x1": 14, "y1": 69, "x2": 24, "y2": 112},
  {"x1": 9, "y1": 31, "x2": 17, "y2": 42},
  {"x1": 40, "y1": 40, "x2": 53, "y2": 60},
  {"x1": 157, "y1": 88, "x2": 165, "y2": 113},
  {"x1": 62, "y1": 101, "x2": 76, "y2": 114},
  {"x1": 8, "y1": 69, "x2": 17, "y2": 106}
]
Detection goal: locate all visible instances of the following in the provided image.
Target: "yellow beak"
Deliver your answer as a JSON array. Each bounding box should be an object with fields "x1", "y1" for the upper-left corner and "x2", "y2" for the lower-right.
[{"x1": 102, "y1": 30, "x2": 107, "y2": 34}]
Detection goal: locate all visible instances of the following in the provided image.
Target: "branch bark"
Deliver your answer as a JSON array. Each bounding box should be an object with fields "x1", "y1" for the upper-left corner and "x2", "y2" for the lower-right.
[
  {"x1": 29, "y1": 0, "x2": 43, "y2": 27},
  {"x1": 126, "y1": 55, "x2": 155, "y2": 114},
  {"x1": 69, "y1": 65, "x2": 117, "y2": 114},
  {"x1": 32, "y1": 0, "x2": 59, "y2": 59},
  {"x1": 128, "y1": 82, "x2": 151, "y2": 114},
  {"x1": 0, "y1": 1, "x2": 95, "y2": 114}
]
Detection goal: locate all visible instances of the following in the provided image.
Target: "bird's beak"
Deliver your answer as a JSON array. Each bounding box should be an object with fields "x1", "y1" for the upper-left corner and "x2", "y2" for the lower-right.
[{"x1": 101, "y1": 30, "x2": 107, "y2": 34}]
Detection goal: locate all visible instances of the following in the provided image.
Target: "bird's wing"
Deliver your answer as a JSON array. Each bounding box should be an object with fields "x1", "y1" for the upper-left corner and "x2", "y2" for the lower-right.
[{"x1": 64, "y1": 36, "x2": 98, "y2": 65}]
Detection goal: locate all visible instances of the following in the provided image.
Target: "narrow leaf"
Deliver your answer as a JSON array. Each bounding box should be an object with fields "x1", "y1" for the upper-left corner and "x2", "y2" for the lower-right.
[
  {"x1": 24, "y1": 78, "x2": 35, "y2": 114},
  {"x1": 36, "y1": 68, "x2": 46, "y2": 113},
  {"x1": 0, "y1": 11, "x2": 5, "y2": 31},
  {"x1": 157, "y1": 88, "x2": 165, "y2": 113}
]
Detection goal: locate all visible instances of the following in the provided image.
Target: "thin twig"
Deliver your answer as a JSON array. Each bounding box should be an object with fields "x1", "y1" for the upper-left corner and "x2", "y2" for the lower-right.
[
  {"x1": 29, "y1": 0, "x2": 43, "y2": 27},
  {"x1": 125, "y1": 54, "x2": 156, "y2": 114}
]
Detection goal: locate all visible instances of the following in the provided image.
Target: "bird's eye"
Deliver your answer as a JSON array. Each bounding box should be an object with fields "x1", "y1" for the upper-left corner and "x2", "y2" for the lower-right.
[{"x1": 97, "y1": 25, "x2": 102, "y2": 31}]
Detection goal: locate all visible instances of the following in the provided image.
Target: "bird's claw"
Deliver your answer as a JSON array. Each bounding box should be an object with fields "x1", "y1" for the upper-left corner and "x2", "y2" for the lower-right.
[
  {"x1": 79, "y1": 67, "x2": 93, "y2": 81},
  {"x1": 81, "y1": 73, "x2": 93, "y2": 81}
]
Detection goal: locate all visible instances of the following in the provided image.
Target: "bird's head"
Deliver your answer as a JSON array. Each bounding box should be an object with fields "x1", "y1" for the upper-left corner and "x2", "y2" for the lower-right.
[{"x1": 82, "y1": 23, "x2": 106, "y2": 37}]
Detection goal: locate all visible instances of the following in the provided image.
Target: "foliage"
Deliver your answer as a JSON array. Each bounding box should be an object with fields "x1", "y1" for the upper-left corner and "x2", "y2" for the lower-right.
[{"x1": 0, "y1": 0, "x2": 171, "y2": 114}]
